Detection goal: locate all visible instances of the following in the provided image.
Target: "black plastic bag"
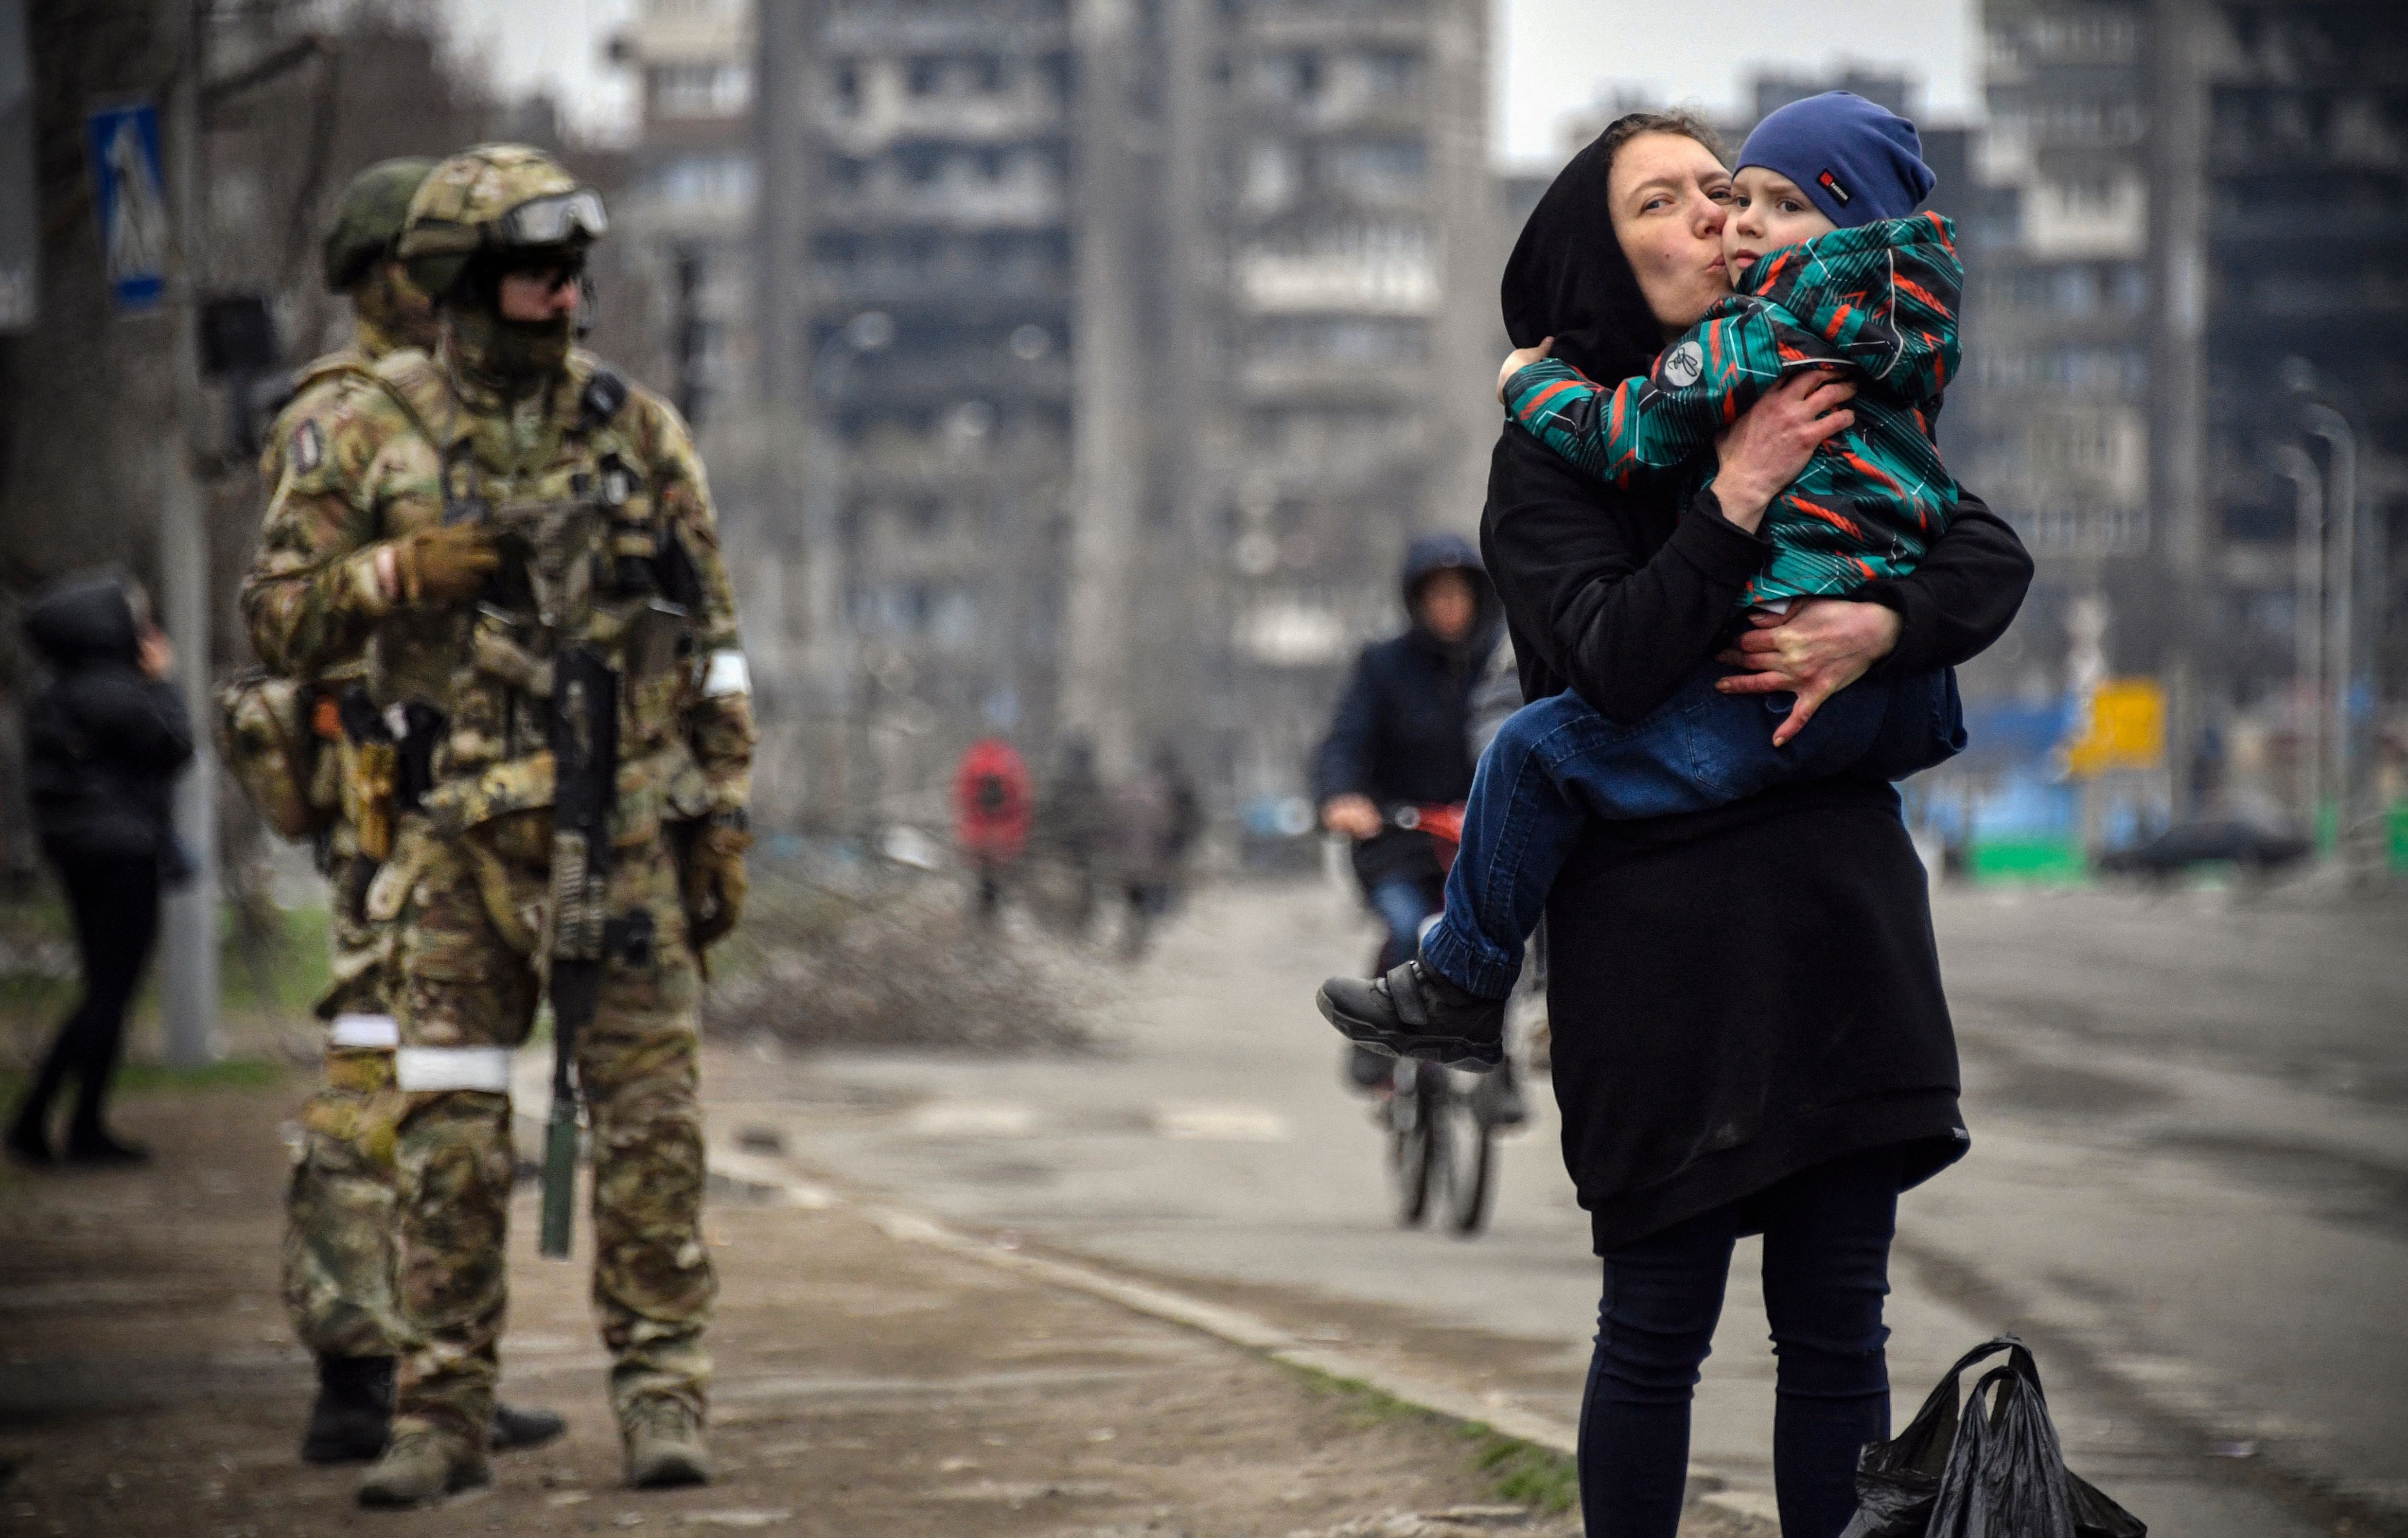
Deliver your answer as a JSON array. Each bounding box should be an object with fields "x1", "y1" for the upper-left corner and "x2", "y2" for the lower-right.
[{"x1": 1839, "y1": 1337, "x2": 2145, "y2": 1538}]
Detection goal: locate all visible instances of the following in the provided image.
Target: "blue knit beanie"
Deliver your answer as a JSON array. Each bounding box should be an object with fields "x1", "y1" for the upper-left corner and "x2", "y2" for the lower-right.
[{"x1": 1736, "y1": 91, "x2": 1935, "y2": 228}]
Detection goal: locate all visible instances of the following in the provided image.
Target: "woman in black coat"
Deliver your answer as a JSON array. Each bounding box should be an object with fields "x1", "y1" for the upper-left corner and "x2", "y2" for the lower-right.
[
  {"x1": 1486, "y1": 117, "x2": 2032, "y2": 1537},
  {"x1": 5, "y1": 572, "x2": 192, "y2": 1166}
]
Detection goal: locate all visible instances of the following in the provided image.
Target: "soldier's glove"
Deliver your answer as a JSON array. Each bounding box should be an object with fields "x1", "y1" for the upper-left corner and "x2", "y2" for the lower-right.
[
  {"x1": 682, "y1": 811, "x2": 751, "y2": 950},
  {"x1": 381, "y1": 525, "x2": 500, "y2": 606}
]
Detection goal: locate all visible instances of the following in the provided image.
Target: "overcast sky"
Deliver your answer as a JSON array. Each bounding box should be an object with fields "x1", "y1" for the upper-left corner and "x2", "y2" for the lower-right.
[{"x1": 438, "y1": 0, "x2": 1980, "y2": 166}]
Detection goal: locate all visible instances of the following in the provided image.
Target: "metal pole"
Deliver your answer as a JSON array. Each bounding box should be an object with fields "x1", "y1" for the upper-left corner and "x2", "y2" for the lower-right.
[
  {"x1": 1059, "y1": 0, "x2": 1145, "y2": 778},
  {"x1": 2303, "y1": 402, "x2": 2357, "y2": 867},
  {"x1": 2271, "y1": 445, "x2": 2323, "y2": 828},
  {"x1": 159, "y1": 0, "x2": 217, "y2": 1065}
]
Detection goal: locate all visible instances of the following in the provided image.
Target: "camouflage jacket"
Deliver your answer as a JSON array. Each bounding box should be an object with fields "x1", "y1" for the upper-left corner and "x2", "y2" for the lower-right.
[
  {"x1": 1503, "y1": 212, "x2": 1962, "y2": 607},
  {"x1": 239, "y1": 346, "x2": 754, "y2": 839}
]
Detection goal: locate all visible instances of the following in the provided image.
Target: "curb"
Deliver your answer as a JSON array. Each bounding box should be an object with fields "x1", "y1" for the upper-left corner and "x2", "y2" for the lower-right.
[{"x1": 706, "y1": 1146, "x2": 1758, "y2": 1525}]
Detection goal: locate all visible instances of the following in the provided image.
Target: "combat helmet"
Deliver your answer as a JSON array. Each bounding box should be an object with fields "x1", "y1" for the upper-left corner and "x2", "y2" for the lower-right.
[
  {"x1": 396, "y1": 143, "x2": 608, "y2": 303},
  {"x1": 321, "y1": 158, "x2": 437, "y2": 294}
]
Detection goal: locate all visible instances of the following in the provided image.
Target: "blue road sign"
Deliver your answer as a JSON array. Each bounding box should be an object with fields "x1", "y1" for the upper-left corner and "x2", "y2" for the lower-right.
[{"x1": 84, "y1": 101, "x2": 168, "y2": 315}]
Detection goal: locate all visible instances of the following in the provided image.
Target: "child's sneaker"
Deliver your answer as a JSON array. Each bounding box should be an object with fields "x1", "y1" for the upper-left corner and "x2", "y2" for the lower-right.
[{"x1": 1317, "y1": 959, "x2": 1505, "y2": 1072}]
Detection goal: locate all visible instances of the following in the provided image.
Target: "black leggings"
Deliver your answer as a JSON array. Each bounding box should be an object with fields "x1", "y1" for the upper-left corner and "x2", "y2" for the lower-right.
[
  {"x1": 11, "y1": 852, "x2": 161, "y2": 1142},
  {"x1": 1578, "y1": 1145, "x2": 1903, "y2": 1538}
]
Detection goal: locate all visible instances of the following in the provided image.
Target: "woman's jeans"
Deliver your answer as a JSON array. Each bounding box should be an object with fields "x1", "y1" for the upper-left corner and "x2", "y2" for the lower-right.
[
  {"x1": 1422, "y1": 661, "x2": 1964, "y2": 997},
  {"x1": 8, "y1": 851, "x2": 162, "y2": 1144},
  {"x1": 1580, "y1": 1146, "x2": 1904, "y2": 1538}
]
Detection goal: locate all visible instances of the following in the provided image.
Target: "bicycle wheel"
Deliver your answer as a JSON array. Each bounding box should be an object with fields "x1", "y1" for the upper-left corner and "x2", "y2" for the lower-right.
[
  {"x1": 1389, "y1": 1063, "x2": 1440, "y2": 1227},
  {"x1": 1441, "y1": 1080, "x2": 1496, "y2": 1236}
]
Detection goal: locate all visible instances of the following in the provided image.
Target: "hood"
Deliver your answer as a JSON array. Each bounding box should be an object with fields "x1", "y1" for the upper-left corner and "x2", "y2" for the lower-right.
[
  {"x1": 24, "y1": 573, "x2": 141, "y2": 670},
  {"x1": 1398, "y1": 532, "x2": 1502, "y2": 658},
  {"x1": 1501, "y1": 126, "x2": 1670, "y2": 386}
]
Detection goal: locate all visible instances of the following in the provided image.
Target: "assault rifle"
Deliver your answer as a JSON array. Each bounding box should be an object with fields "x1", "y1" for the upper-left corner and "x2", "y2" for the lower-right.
[{"x1": 539, "y1": 644, "x2": 620, "y2": 1258}]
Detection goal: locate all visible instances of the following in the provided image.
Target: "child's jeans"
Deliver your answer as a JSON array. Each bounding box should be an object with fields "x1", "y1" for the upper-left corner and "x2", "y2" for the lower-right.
[{"x1": 1418, "y1": 660, "x2": 1964, "y2": 999}]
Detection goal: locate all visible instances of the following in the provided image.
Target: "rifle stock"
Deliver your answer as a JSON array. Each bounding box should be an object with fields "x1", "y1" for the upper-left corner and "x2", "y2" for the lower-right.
[{"x1": 538, "y1": 645, "x2": 620, "y2": 1260}]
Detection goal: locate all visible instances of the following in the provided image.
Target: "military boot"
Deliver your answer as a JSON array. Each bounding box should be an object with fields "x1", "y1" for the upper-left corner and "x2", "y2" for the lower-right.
[
  {"x1": 300, "y1": 1354, "x2": 394, "y2": 1464},
  {"x1": 622, "y1": 1397, "x2": 711, "y2": 1489},
  {"x1": 491, "y1": 1401, "x2": 567, "y2": 1453},
  {"x1": 356, "y1": 1428, "x2": 490, "y2": 1508}
]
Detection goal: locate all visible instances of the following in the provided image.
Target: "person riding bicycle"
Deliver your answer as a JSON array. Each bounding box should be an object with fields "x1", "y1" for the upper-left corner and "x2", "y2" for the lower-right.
[{"x1": 1312, "y1": 535, "x2": 1522, "y2": 1120}]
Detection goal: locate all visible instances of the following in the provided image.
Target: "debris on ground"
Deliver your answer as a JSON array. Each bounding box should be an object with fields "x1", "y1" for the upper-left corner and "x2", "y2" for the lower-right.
[
  {"x1": 703, "y1": 869, "x2": 1101, "y2": 1054},
  {"x1": 1286, "y1": 1505, "x2": 1580, "y2": 1537}
]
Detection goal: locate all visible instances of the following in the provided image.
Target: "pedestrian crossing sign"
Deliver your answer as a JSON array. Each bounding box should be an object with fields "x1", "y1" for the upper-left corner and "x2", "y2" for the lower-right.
[{"x1": 84, "y1": 101, "x2": 168, "y2": 315}]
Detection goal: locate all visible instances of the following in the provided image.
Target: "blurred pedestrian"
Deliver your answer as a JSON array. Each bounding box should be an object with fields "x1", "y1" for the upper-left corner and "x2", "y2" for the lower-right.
[
  {"x1": 1109, "y1": 743, "x2": 1202, "y2": 959},
  {"x1": 1479, "y1": 113, "x2": 2031, "y2": 1538},
  {"x1": 953, "y1": 736, "x2": 1033, "y2": 926},
  {"x1": 1035, "y1": 735, "x2": 1109, "y2": 937},
  {"x1": 5, "y1": 572, "x2": 192, "y2": 1167}
]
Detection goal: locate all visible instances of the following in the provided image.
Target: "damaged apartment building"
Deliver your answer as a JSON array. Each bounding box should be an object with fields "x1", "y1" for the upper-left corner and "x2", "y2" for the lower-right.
[
  {"x1": 750, "y1": 0, "x2": 1496, "y2": 832},
  {"x1": 1952, "y1": 0, "x2": 2407, "y2": 837}
]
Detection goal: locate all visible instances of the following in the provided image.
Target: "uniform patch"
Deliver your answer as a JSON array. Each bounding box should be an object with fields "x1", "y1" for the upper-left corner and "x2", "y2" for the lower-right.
[
  {"x1": 293, "y1": 420, "x2": 325, "y2": 474},
  {"x1": 1661, "y1": 340, "x2": 1705, "y2": 389}
]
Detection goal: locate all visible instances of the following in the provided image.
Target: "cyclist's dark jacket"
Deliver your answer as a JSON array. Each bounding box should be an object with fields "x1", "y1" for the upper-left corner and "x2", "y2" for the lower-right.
[
  {"x1": 1311, "y1": 533, "x2": 1500, "y2": 894},
  {"x1": 1489, "y1": 126, "x2": 2032, "y2": 1250}
]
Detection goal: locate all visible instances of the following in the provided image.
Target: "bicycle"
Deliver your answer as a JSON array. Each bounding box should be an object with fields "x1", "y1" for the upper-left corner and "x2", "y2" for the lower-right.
[
  {"x1": 1354, "y1": 801, "x2": 1506, "y2": 1237},
  {"x1": 1381, "y1": 1055, "x2": 1500, "y2": 1234}
]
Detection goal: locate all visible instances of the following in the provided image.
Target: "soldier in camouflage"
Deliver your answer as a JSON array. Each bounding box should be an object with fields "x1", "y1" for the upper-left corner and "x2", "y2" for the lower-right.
[
  {"x1": 249, "y1": 157, "x2": 567, "y2": 1469},
  {"x1": 240, "y1": 144, "x2": 755, "y2": 1507}
]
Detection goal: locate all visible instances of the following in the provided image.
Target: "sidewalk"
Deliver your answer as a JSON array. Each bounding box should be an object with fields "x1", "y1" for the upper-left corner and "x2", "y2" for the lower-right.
[{"x1": 0, "y1": 1073, "x2": 1763, "y2": 1536}]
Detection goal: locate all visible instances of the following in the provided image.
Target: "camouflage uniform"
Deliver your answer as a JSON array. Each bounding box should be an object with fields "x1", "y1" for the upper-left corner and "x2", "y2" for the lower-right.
[
  {"x1": 241, "y1": 146, "x2": 754, "y2": 1475},
  {"x1": 260, "y1": 159, "x2": 440, "y2": 1369},
  {"x1": 265, "y1": 352, "x2": 411, "y2": 1365}
]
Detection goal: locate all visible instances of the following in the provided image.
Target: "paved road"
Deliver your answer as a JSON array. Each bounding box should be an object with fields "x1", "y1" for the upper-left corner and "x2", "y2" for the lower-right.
[{"x1": 729, "y1": 872, "x2": 2408, "y2": 1537}]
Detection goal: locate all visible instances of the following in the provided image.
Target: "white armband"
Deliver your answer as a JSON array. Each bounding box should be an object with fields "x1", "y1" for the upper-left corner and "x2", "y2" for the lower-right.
[{"x1": 703, "y1": 649, "x2": 751, "y2": 699}]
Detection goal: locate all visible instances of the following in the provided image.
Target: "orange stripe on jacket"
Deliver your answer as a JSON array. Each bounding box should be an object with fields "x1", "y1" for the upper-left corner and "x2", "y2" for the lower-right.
[
  {"x1": 1894, "y1": 275, "x2": 1951, "y2": 316},
  {"x1": 1785, "y1": 495, "x2": 1865, "y2": 540},
  {"x1": 1839, "y1": 448, "x2": 1903, "y2": 495},
  {"x1": 1515, "y1": 379, "x2": 1585, "y2": 421}
]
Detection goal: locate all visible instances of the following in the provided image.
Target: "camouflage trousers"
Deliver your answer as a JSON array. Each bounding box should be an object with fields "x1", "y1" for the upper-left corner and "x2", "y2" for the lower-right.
[
  {"x1": 378, "y1": 813, "x2": 713, "y2": 1449},
  {"x1": 281, "y1": 1040, "x2": 406, "y2": 1358},
  {"x1": 281, "y1": 858, "x2": 407, "y2": 1360}
]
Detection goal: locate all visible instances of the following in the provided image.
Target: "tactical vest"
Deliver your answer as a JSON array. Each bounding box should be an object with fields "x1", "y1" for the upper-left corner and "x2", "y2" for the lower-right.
[
  {"x1": 219, "y1": 349, "x2": 391, "y2": 844},
  {"x1": 362, "y1": 349, "x2": 715, "y2": 846}
]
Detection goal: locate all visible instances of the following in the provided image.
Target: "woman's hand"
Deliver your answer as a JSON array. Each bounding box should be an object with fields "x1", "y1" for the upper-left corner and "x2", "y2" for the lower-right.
[
  {"x1": 1709, "y1": 370, "x2": 1856, "y2": 532},
  {"x1": 1497, "y1": 337, "x2": 1554, "y2": 403},
  {"x1": 1715, "y1": 597, "x2": 1902, "y2": 746},
  {"x1": 136, "y1": 626, "x2": 174, "y2": 680},
  {"x1": 1321, "y1": 794, "x2": 1382, "y2": 841}
]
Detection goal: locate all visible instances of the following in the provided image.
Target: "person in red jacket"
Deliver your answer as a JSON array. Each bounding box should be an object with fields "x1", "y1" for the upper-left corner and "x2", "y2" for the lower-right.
[{"x1": 954, "y1": 737, "x2": 1034, "y2": 925}]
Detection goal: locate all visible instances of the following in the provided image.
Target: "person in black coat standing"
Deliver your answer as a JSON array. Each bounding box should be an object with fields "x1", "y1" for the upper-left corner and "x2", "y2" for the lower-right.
[
  {"x1": 1485, "y1": 116, "x2": 2032, "y2": 1538},
  {"x1": 6, "y1": 572, "x2": 193, "y2": 1166}
]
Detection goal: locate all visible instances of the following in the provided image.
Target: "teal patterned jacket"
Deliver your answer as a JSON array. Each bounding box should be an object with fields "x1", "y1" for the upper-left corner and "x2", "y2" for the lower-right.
[{"x1": 1503, "y1": 212, "x2": 1962, "y2": 607}]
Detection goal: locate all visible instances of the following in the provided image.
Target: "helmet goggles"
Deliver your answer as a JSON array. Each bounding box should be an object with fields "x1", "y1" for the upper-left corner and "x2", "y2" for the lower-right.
[{"x1": 496, "y1": 188, "x2": 608, "y2": 248}]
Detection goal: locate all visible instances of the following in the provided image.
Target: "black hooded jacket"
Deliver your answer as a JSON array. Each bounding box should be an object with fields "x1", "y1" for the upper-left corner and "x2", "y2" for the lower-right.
[
  {"x1": 21, "y1": 576, "x2": 193, "y2": 864},
  {"x1": 1312, "y1": 533, "x2": 1502, "y2": 892},
  {"x1": 1488, "y1": 124, "x2": 2034, "y2": 1249}
]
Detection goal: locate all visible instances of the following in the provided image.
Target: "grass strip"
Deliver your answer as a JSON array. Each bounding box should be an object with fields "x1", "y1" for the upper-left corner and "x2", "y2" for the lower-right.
[
  {"x1": 0, "y1": 1058, "x2": 287, "y2": 1099},
  {"x1": 1278, "y1": 1358, "x2": 1580, "y2": 1515}
]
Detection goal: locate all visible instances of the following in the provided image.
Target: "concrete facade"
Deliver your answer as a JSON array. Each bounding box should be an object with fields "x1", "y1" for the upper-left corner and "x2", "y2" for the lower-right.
[{"x1": 746, "y1": 0, "x2": 1497, "y2": 836}]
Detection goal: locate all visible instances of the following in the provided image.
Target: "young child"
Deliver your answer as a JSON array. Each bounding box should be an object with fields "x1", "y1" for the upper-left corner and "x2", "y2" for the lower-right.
[{"x1": 1318, "y1": 92, "x2": 1970, "y2": 1070}]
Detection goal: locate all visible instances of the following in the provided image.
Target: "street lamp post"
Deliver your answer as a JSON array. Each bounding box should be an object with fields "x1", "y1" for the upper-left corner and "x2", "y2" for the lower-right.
[
  {"x1": 2300, "y1": 398, "x2": 2377, "y2": 884},
  {"x1": 807, "y1": 312, "x2": 890, "y2": 833},
  {"x1": 160, "y1": 0, "x2": 217, "y2": 1066},
  {"x1": 2269, "y1": 444, "x2": 2323, "y2": 828}
]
